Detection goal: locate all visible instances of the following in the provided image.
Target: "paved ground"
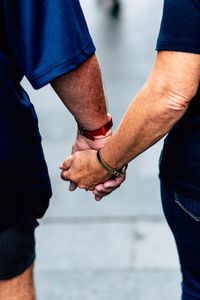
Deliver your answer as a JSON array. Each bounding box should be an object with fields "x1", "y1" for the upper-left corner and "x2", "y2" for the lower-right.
[{"x1": 22, "y1": 0, "x2": 182, "y2": 299}]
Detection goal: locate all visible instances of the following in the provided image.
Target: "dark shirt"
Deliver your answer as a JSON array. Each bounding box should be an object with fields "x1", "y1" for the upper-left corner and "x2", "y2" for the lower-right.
[
  {"x1": 0, "y1": 0, "x2": 95, "y2": 225},
  {"x1": 156, "y1": 0, "x2": 200, "y2": 196}
]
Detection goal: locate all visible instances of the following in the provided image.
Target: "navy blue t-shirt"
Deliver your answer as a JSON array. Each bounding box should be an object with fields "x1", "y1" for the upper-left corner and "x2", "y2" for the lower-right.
[
  {"x1": 156, "y1": 0, "x2": 200, "y2": 195},
  {"x1": 0, "y1": 0, "x2": 95, "y2": 225}
]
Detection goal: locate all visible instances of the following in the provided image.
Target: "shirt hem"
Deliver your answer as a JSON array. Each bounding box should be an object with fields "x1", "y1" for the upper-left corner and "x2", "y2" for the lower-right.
[{"x1": 156, "y1": 40, "x2": 200, "y2": 54}]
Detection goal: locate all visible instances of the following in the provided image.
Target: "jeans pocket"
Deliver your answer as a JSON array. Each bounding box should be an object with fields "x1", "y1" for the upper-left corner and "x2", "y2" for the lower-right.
[{"x1": 174, "y1": 191, "x2": 200, "y2": 221}]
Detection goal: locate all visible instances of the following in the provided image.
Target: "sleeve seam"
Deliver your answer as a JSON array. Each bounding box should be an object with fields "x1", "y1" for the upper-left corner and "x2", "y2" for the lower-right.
[
  {"x1": 157, "y1": 39, "x2": 200, "y2": 48},
  {"x1": 31, "y1": 43, "x2": 94, "y2": 82}
]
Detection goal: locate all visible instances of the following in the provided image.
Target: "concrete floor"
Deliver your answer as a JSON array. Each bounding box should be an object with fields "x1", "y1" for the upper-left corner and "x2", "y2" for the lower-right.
[{"x1": 22, "y1": 0, "x2": 182, "y2": 299}]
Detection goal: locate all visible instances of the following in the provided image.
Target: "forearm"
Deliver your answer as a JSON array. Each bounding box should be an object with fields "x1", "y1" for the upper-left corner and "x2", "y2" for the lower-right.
[
  {"x1": 51, "y1": 54, "x2": 109, "y2": 129},
  {"x1": 60, "y1": 52, "x2": 200, "y2": 192},
  {"x1": 101, "y1": 84, "x2": 188, "y2": 169},
  {"x1": 59, "y1": 85, "x2": 183, "y2": 191},
  {"x1": 100, "y1": 51, "x2": 200, "y2": 170}
]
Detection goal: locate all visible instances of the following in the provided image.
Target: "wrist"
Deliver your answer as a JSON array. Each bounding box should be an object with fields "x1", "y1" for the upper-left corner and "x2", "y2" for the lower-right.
[
  {"x1": 79, "y1": 129, "x2": 112, "y2": 140},
  {"x1": 75, "y1": 129, "x2": 112, "y2": 152},
  {"x1": 100, "y1": 145, "x2": 124, "y2": 170},
  {"x1": 77, "y1": 113, "x2": 111, "y2": 130},
  {"x1": 77, "y1": 114, "x2": 113, "y2": 141},
  {"x1": 96, "y1": 149, "x2": 128, "y2": 177}
]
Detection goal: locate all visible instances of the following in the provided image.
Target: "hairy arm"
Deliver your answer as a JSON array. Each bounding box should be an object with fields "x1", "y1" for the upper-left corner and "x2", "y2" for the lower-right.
[
  {"x1": 60, "y1": 51, "x2": 200, "y2": 191},
  {"x1": 51, "y1": 54, "x2": 109, "y2": 129},
  {"x1": 51, "y1": 53, "x2": 125, "y2": 195}
]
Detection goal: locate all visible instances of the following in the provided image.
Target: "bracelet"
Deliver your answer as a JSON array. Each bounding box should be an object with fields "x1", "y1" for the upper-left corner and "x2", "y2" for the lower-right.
[
  {"x1": 78, "y1": 117, "x2": 113, "y2": 141},
  {"x1": 97, "y1": 150, "x2": 128, "y2": 177}
]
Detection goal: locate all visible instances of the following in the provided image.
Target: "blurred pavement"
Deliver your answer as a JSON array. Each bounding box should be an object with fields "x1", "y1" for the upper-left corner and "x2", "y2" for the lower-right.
[{"x1": 22, "y1": 0, "x2": 181, "y2": 299}]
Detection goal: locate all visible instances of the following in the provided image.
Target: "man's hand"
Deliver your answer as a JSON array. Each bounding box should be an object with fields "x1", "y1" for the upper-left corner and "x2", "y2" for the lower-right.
[
  {"x1": 92, "y1": 176, "x2": 125, "y2": 201},
  {"x1": 51, "y1": 54, "x2": 125, "y2": 199},
  {"x1": 60, "y1": 149, "x2": 126, "y2": 201},
  {"x1": 69, "y1": 131, "x2": 112, "y2": 192}
]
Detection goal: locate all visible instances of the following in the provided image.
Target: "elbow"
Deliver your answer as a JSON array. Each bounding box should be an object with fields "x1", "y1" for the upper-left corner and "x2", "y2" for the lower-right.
[
  {"x1": 164, "y1": 92, "x2": 190, "y2": 113},
  {"x1": 146, "y1": 69, "x2": 199, "y2": 115},
  {"x1": 159, "y1": 84, "x2": 198, "y2": 115}
]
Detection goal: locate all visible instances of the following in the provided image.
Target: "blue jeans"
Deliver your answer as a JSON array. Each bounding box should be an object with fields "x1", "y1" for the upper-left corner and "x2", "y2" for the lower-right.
[{"x1": 160, "y1": 178, "x2": 200, "y2": 300}]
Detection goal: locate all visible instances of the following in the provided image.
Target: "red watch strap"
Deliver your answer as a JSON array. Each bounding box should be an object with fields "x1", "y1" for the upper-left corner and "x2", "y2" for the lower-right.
[{"x1": 78, "y1": 118, "x2": 113, "y2": 141}]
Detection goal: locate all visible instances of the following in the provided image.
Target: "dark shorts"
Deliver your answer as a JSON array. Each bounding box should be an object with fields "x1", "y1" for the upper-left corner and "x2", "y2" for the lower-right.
[{"x1": 0, "y1": 217, "x2": 38, "y2": 280}]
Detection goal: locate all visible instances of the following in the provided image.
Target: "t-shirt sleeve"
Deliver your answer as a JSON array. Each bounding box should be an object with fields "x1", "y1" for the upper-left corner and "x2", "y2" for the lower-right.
[
  {"x1": 3, "y1": 0, "x2": 96, "y2": 89},
  {"x1": 156, "y1": 0, "x2": 200, "y2": 54}
]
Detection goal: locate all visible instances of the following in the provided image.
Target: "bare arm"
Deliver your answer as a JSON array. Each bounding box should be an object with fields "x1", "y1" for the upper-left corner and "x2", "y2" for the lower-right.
[
  {"x1": 101, "y1": 51, "x2": 200, "y2": 168},
  {"x1": 51, "y1": 54, "x2": 109, "y2": 130},
  {"x1": 51, "y1": 53, "x2": 125, "y2": 194},
  {"x1": 60, "y1": 51, "x2": 200, "y2": 190}
]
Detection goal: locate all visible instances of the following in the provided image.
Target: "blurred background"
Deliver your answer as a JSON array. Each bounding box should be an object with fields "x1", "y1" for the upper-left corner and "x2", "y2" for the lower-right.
[{"x1": 22, "y1": 0, "x2": 181, "y2": 299}]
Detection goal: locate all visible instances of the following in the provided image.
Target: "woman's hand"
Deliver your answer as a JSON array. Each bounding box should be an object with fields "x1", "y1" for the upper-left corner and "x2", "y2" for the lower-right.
[
  {"x1": 60, "y1": 149, "x2": 111, "y2": 190},
  {"x1": 60, "y1": 149, "x2": 125, "y2": 200}
]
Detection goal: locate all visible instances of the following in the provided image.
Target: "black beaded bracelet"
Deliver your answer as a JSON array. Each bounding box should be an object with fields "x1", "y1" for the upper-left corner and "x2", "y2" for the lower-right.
[{"x1": 97, "y1": 150, "x2": 128, "y2": 177}]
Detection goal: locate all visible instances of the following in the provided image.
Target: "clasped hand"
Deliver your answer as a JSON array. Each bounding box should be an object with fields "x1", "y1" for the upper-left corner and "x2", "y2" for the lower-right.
[{"x1": 60, "y1": 132, "x2": 125, "y2": 201}]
